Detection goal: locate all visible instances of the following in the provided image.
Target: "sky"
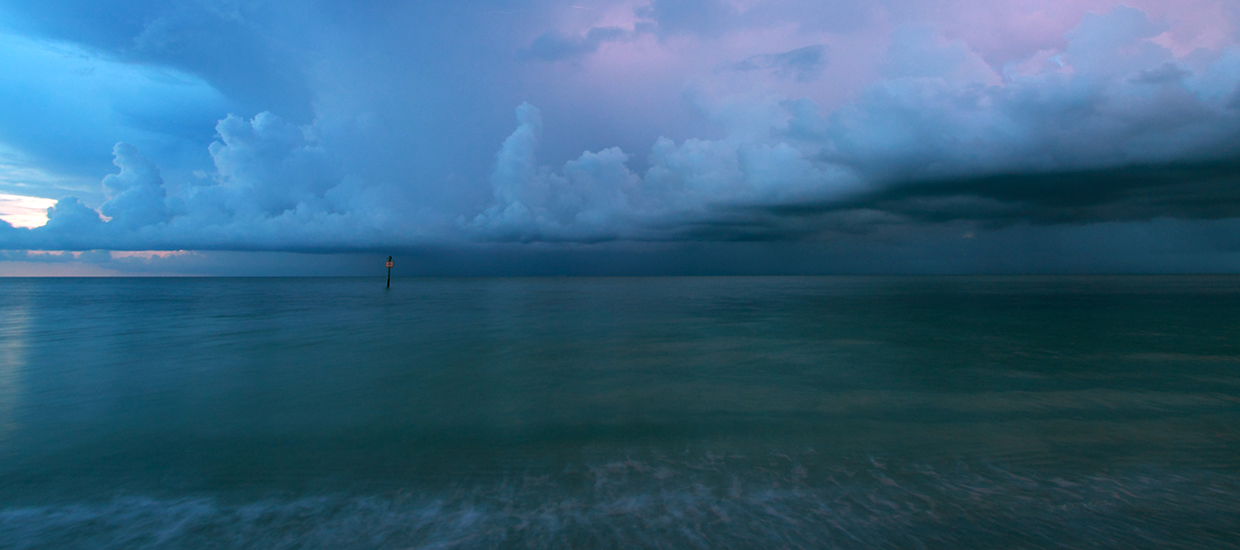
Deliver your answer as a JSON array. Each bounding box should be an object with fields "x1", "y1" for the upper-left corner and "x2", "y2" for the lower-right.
[{"x1": 1, "y1": 0, "x2": 1239, "y2": 276}]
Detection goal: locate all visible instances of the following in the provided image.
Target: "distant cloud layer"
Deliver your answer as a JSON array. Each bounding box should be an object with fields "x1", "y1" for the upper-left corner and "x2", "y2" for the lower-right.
[{"x1": 0, "y1": 1, "x2": 1239, "y2": 272}]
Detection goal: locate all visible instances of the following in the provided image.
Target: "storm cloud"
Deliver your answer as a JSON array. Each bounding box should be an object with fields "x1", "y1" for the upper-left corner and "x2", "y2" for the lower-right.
[
  {"x1": 470, "y1": 7, "x2": 1240, "y2": 242},
  {"x1": 1, "y1": 1, "x2": 1239, "y2": 273}
]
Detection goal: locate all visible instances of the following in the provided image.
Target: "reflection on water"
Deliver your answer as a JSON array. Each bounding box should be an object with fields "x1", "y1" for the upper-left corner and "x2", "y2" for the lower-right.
[
  {"x1": 0, "y1": 286, "x2": 29, "y2": 442},
  {"x1": 0, "y1": 276, "x2": 1237, "y2": 548}
]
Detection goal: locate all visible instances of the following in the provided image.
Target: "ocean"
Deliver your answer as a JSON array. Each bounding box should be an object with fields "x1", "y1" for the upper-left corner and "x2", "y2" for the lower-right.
[{"x1": 1, "y1": 276, "x2": 1238, "y2": 548}]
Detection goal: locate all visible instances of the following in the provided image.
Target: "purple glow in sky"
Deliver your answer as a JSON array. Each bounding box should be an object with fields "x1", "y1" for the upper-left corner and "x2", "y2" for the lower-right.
[{"x1": 1, "y1": 0, "x2": 1239, "y2": 275}]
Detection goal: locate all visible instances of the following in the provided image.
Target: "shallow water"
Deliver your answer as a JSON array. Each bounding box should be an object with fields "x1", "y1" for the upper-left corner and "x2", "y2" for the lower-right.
[{"x1": 1, "y1": 276, "x2": 1238, "y2": 548}]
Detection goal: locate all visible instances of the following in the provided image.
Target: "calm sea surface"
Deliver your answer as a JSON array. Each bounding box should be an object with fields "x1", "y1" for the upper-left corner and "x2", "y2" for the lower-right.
[{"x1": 1, "y1": 276, "x2": 1238, "y2": 548}]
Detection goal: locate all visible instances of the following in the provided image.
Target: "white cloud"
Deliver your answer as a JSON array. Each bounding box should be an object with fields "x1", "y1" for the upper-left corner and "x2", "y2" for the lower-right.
[{"x1": 0, "y1": 194, "x2": 57, "y2": 229}]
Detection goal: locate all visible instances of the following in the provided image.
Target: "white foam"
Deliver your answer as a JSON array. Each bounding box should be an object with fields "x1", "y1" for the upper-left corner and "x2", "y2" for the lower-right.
[{"x1": 2, "y1": 456, "x2": 1237, "y2": 549}]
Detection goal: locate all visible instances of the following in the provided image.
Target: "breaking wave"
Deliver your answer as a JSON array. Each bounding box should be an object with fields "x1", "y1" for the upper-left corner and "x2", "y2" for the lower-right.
[{"x1": 3, "y1": 452, "x2": 1238, "y2": 549}]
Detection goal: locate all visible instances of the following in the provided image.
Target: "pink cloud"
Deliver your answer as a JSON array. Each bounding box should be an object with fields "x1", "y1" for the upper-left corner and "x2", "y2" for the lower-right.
[
  {"x1": 0, "y1": 194, "x2": 57, "y2": 229},
  {"x1": 914, "y1": 0, "x2": 1236, "y2": 66}
]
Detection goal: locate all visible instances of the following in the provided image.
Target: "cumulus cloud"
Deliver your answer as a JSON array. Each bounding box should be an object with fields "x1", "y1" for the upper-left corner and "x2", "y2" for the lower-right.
[
  {"x1": 472, "y1": 7, "x2": 1240, "y2": 242},
  {"x1": 0, "y1": 112, "x2": 404, "y2": 252},
  {"x1": 43, "y1": 197, "x2": 105, "y2": 236},
  {"x1": 467, "y1": 103, "x2": 645, "y2": 241},
  {"x1": 100, "y1": 143, "x2": 174, "y2": 230},
  {"x1": 3, "y1": 4, "x2": 1240, "y2": 257},
  {"x1": 467, "y1": 101, "x2": 859, "y2": 242},
  {"x1": 206, "y1": 112, "x2": 341, "y2": 216}
]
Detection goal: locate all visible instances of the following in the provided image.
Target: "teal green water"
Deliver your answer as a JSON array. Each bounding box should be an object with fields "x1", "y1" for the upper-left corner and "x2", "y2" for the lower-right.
[{"x1": 1, "y1": 276, "x2": 1238, "y2": 548}]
